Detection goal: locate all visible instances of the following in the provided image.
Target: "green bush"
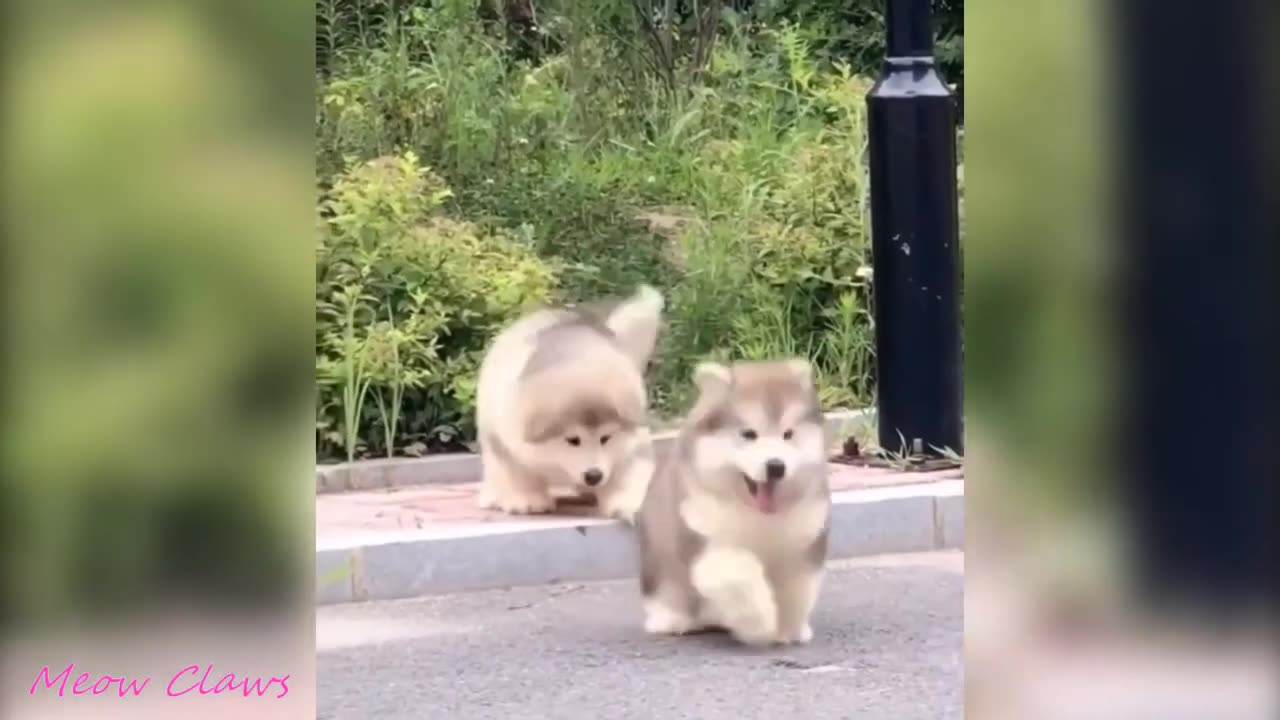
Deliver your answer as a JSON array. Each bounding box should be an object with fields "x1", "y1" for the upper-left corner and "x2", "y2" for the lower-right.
[
  {"x1": 739, "y1": 0, "x2": 964, "y2": 114},
  {"x1": 314, "y1": 1, "x2": 962, "y2": 460},
  {"x1": 316, "y1": 151, "x2": 557, "y2": 461},
  {"x1": 649, "y1": 61, "x2": 877, "y2": 412}
]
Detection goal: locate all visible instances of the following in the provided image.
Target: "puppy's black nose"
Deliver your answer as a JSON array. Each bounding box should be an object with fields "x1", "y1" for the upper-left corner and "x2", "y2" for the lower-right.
[
  {"x1": 765, "y1": 459, "x2": 786, "y2": 482},
  {"x1": 583, "y1": 468, "x2": 604, "y2": 486}
]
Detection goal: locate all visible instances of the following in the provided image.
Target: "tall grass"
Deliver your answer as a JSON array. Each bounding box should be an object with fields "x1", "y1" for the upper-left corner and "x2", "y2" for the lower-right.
[{"x1": 314, "y1": 1, "x2": 931, "y2": 458}]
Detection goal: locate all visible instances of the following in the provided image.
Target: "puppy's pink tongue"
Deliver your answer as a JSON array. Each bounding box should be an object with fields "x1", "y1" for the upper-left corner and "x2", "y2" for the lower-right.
[{"x1": 754, "y1": 485, "x2": 777, "y2": 513}]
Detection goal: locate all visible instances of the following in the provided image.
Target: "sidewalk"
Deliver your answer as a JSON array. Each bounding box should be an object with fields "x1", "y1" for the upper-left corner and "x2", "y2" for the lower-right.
[{"x1": 317, "y1": 463, "x2": 963, "y2": 605}]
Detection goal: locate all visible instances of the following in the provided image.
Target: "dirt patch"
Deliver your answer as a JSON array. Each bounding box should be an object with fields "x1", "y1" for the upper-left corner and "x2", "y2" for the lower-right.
[
  {"x1": 633, "y1": 206, "x2": 701, "y2": 271},
  {"x1": 829, "y1": 435, "x2": 962, "y2": 473}
]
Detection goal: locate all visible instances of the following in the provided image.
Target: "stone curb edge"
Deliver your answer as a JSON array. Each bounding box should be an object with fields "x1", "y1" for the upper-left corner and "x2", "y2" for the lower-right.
[
  {"x1": 316, "y1": 479, "x2": 962, "y2": 605},
  {"x1": 316, "y1": 409, "x2": 875, "y2": 494}
]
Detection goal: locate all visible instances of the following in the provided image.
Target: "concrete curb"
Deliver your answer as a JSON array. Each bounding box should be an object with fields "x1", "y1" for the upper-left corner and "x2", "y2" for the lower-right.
[
  {"x1": 316, "y1": 477, "x2": 961, "y2": 605},
  {"x1": 315, "y1": 409, "x2": 875, "y2": 494}
]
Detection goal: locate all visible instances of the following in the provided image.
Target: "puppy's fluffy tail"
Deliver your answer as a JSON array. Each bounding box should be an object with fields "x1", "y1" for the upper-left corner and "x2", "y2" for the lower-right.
[{"x1": 606, "y1": 284, "x2": 664, "y2": 371}]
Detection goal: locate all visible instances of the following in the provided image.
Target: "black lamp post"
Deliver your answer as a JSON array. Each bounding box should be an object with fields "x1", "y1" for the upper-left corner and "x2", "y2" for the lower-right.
[{"x1": 866, "y1": 0, "x2": 963, "y2": 457}]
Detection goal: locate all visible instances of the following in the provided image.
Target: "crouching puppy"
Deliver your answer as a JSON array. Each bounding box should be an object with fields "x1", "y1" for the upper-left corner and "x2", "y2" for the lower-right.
[
  {"x1": 635, "y1": 359, "x2": 831, "y2": 646},
  {"x1": 474, "y1": 285, "x2": 664, "y2": 522}
]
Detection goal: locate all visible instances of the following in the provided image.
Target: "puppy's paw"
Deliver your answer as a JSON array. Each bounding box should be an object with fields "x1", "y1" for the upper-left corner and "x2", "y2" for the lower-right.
[
  {"x1": 705, "y1": 593, "x2": 779, "y2": 647},
  {"x1": 599, "y1": 493, "x2": 641, "y2": 524},
  {"x1": 643, "y1": 600, "x2": 697, "y2": 636},
  {"x1": 640, "y1": 594, "x2": 701, "y2": 632},
  {"x1": 732, "y1": 624, "x2": 782, "y2": 648},
  {"x1": 603, "y1": 505, "x2": 637, "y2": 524},
  {"x1": 777, "y1": 622, "x2": 814, "y2": 645},
  {"x1": 506, "y1": 498, "x2": 556, "y2": 515},
  {"x1": 485, "y1": 490, "x2": 555, "y2": 515},
  {"x1": 597, "y1": 447, "x2": 654, "y2": 525}
]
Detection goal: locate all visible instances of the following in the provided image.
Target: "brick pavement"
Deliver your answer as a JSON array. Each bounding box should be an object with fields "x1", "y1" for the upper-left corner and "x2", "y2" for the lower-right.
[{"x1": 316, "y1": 463, "x2": 962, "y2": 536}]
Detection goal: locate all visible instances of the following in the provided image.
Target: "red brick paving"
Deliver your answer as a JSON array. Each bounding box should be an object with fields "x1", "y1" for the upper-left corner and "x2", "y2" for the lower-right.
[{"x1": 316, "y1": 463, "x2": 962, "y2": 535}]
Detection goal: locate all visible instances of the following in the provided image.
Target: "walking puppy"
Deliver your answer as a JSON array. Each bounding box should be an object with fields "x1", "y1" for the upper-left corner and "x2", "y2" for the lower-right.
[
  {"x1": 475, "y1": 285, "x2": 664, "y2": 522},
  {"x1": 635, "y1": 359, "x2": 831, "y2": 645}
]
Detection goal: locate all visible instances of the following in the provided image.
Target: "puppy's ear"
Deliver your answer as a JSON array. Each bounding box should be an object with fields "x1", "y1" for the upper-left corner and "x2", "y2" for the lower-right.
[
  {"x1": 522, "y1": 407, "x2": 561, "y2": 444},
  {"x1": 784, "y1": 358, "x2": 814, "y2": 387},
  {"x1": 693, "y1": 361, "x2": 732, "y2": 395},
  {"x1": 686, "y1": 362, "x2": 731, "y2": 432},
  {"x1": 608, "y1": 383, "x2": 649, "y2": 430}
]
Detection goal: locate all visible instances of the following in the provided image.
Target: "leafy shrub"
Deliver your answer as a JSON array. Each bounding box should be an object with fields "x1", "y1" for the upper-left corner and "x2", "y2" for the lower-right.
[
  {"x1": 314, "y1": 1, "x2": 963, "y2": 460},
  {"x1": 646, "y1": 54, "x2": 878, "y2": 411},
  {"x1": 742, "y1": 0, "x2": 964, "y2": 118},
  {"x1": 316, "y1": 151, "x2": 557, "y2": 461}
]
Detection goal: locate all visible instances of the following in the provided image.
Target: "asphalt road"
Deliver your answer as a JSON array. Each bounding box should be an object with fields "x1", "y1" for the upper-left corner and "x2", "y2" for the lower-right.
[{"x1": 317, "y1": 551, "x2": 963, "y2": 720}]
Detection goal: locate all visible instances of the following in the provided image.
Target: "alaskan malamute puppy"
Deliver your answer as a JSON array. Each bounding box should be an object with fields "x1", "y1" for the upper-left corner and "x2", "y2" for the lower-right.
[
  {"x1": 474, "y1": 285, "x2": 664, "y2": 522},
  {"x1": 635, "y1": 359, "x2": 831, "y2": 646}
]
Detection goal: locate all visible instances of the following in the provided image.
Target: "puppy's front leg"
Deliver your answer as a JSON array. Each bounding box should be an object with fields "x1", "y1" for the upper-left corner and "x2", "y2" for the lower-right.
[
  {"x1": 642, "y1": 591, "x2": 699, "y2": 636},
  {"x1": 690, "y1": 546, "x2": 778, "y2": 646},
  {"x1": 477, "y1": 443, "x2": 554, "y2": 515},
  {"x1": 773, "y1": 567, "x2": 823, "y2": 645},
  {"x1": 595, "y1": 437, "x2": 655, "y2": 524}
]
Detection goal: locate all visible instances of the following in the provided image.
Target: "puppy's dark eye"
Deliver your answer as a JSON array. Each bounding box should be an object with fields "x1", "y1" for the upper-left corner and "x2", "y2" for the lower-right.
[
  {"x1": 600, "y1": 434, "x2": 611, "y2": 446},
  {"x1": 783, "y1": 429, "x2": 794, "y2": 440},
  {"x1": 740, "y1": 429, "x2": 758, "y2": 441},
  {"x1": 567, "y1": 436, "x2": 581, "y2": 447}
]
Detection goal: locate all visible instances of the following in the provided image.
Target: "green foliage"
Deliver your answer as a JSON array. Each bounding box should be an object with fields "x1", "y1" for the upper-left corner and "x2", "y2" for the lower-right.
[
  {"x1": 741, "y1": 1, "x2": 964, "y2": 104},
  {"x1": 316, "y1": 151, "x2": 556, "y2": 460},
  {"x1": 315, "y1": 0, "x2": 963, "y2": 461}
]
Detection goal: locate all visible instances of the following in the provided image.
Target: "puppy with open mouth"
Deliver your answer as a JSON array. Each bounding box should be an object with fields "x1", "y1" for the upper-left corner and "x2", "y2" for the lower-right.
[{"x1": 635, "y1": 358, "x2": 831, "y2": 646}]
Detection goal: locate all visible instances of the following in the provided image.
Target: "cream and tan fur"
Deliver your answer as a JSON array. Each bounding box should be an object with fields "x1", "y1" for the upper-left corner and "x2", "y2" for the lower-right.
[
  {"x1": 635, "y1": 359, "x2": 831, "y2": 646},
  {"x1": 475, "y1": 285, "x2": 663, "y2": 522}
]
